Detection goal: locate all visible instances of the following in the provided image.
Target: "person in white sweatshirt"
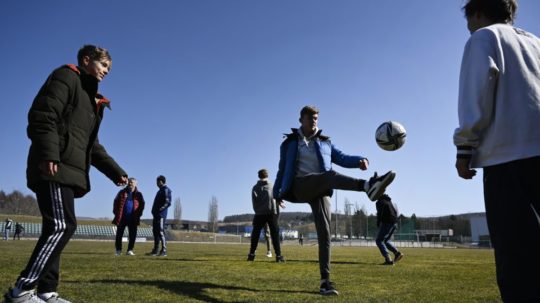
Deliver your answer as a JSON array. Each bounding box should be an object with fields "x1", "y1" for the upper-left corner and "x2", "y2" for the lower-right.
[{"x1": 454, "y1": 0, "x2": 540, "y2": 301}]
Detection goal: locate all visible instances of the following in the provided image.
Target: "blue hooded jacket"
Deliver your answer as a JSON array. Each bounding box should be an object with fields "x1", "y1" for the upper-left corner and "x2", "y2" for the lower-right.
[
  {"x1": 152, "y1": 185, "x2": 172, "y2": 218},
  {"x1": 273, "y1": 128, "x2": 365, "y2": 202}
]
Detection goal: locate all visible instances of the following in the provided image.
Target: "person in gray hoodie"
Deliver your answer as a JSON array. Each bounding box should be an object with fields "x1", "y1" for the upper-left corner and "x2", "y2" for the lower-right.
[
  {"x1": 454, "y1": 0, "x2": 540, "y2": 301},
  {"x1": 247, "y1": 169, "x2": 284, "y2": 262}
]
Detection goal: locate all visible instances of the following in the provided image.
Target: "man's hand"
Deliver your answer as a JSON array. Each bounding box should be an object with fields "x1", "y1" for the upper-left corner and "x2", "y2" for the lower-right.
[
  {"x1": 278, "y1": 200, "x2": 286, "y2": 209},
  {"x1": 116, "y1": 175, "x2": 128, "y2": 186},
  {"x1": 359, "y1": 159, "x2": 369, "y2": 171},
  {"x1": 39, "y1": 161, "x2": 58, "y2": 176},
  {"x1": 456, "y1": 158, "x2": 477, "y2": 179}
]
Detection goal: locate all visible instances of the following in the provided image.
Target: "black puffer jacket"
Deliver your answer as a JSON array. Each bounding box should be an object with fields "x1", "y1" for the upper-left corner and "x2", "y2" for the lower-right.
[
  {"x1": 26, "y1": 64, "x2": 126, "y2": 197},
  {"x1": 376, "y1": 195, "x2": 399, "y2": 225}
]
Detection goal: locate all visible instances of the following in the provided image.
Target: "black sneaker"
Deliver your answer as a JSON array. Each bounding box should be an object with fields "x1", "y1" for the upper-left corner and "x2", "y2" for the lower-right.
[
  {"x1": 247, "y1": 254, "x2": 255, "y2": 261},
  {"x1": 394, "y1": 252, "x2": 404, "y2": 263},
  {"x1": 382, "y1": 260, "x2": 394, "y2": 266},
  {"x1": 276, "y1": 255, "x2": 285, "y2": 263},
  {"x1": 366, "y1": 171, "x2": 396, "y2": 201},
  {"x1": 319, "y1": 280, "x2": 339, "y2": 296},
  {"x1": 146, "y1": 250, "x2": 158, "y2": 256},
  {"x1": 158, "y1": 250, "x2": 167, "y2": 257}
]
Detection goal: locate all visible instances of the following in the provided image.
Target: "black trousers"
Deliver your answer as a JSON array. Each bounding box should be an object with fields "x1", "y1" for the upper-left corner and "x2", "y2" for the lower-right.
[
  {"x1": 483, "y1": 156, "x2": 540, "y2": 303},
  {"x1": 290, "y1": 170, "x2": 364, "y2": 280},
  {"x1": 152, "y1": 216, "x2": 167, "y2": 252},
  {"x1": 115, "y1": 220, "x2": 138, "y2": 252},
  {"x1": 249, "y1": 214, "x2": 281, "y2": 256},
  {"x1": 16, "y1": 182, "x2": 76, "y2": 293}
]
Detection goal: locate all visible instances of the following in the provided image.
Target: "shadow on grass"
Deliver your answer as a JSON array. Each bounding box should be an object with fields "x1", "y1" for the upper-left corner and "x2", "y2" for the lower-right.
[
  {"x1": 77, "y1": 279, "x2": 314, "y2": 302},
  {"x1": 285, "y1": 259, "x2": 372, "y2": 265},
  {"x1": 63, "y1": 252, "x2": 114, "y2": 256}
]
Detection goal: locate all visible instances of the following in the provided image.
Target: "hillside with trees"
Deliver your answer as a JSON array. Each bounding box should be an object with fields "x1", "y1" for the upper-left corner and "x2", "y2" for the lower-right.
[{"x1": 0, "y1": 190, "x2": 40, "y2": 216}]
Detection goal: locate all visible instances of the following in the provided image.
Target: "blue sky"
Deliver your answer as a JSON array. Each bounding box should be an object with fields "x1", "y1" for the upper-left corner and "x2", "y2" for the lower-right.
[{"x1": 1, "y1": 1, "x2": 539, "y2": 221}]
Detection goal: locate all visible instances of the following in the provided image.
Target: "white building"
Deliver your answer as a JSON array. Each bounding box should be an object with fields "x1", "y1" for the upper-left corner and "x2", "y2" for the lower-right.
[{"x1": 469, "y1": 213, "x2": 489, "y2": 243}]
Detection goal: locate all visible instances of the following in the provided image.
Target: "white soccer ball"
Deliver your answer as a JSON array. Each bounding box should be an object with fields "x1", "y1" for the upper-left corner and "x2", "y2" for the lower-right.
[{"x1": 375, "y1": 121, "x2": 406, "y2": 151}]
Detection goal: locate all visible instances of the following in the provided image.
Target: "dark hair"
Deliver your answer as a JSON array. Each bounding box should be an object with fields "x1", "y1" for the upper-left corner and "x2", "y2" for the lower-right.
[
  {"x1": 77, "y1": 44, "x2": 112, "y2": 65},
  {"x1": 300, "y1": 105, "x2": 319, "y2": 119},
  {"x1": 379, "y1": 194, "x2": 391, "y2": 201},
  {"x1": 463, "y1": 0, "x2": 517, "y2": 24},
  {"x1": 157, "y1": 175, "x2": 166, "y2": 184},
  {"x1": 258, "y1": 169, "x2": 269, "y2": 179}
]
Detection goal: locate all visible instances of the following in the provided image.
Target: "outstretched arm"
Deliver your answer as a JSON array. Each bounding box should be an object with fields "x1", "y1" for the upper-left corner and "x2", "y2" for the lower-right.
[{"x1": 91, "y1": 137, "x2": 128, "y2": 186}]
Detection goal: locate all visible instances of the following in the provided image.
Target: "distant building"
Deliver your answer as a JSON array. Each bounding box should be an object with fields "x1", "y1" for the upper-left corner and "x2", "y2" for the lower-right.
[
  {"x1": 218, "y1": 223, "x2": 251, "y2": 235},
  {"x1": 469, "y1": 213, "x2": 489, "y2": 244}
]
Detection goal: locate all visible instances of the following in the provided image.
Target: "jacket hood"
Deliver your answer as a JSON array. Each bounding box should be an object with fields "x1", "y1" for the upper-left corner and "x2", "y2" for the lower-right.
[{"x1": 286, "y1": 128, "x2": 329, "y2": 141}]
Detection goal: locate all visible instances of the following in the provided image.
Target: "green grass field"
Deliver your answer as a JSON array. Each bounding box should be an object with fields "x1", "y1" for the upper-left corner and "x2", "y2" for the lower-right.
[{"x1": 0, "y1": 240, "x2": 501, "y2": 303}]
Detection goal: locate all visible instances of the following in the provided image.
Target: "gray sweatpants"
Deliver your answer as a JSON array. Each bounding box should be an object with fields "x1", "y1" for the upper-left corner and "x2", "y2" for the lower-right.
[{"x1": 292, "y1": 170, "x2": 364, "y2": 280}]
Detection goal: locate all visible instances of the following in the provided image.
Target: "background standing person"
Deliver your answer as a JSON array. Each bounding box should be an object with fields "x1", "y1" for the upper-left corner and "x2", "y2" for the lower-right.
[
  {"x1": 247, "y1": 169, "x2": 284, "y2": 262},
  {"x1": 375, "y1": 194, "x2": 403, "y2": 265},
  {"x1": 112, "y1": 177, "x2": 145, "y2": 256},
  {"x1": 454, "y1": 0, "x2": 540, "y2": 301},
  {"x1": 299, "y1": 234, "x2": 304, "y2": 246},
  {"x1": 2, "y1": 44, "x2": 128, "y2": 303},
  {"x1": 148, "y1": 175, "x2": 171, "y2": 257},
  {"x1": 13, "y1": 223, "x2": 24, "y2": 241},
  {"x1": 3, "y1": 218, "x2": 13, "y2": 241},
  {"x1": 273, "y1": 105, "x2": 396, "y2": 296}
]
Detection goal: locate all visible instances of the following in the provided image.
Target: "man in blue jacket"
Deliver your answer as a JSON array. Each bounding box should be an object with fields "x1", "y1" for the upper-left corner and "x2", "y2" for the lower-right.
[
  {"x1": 273, "y1": 105, "x2": 395, "y2": 296},
  {"x1": 148, "y1": 175, "x2": 171, "y2": 257}
]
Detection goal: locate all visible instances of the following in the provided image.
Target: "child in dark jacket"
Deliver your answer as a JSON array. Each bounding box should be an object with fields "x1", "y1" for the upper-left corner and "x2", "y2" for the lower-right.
[{"x1": 375, "y1": 194, "x2": 403, "y2": 265}]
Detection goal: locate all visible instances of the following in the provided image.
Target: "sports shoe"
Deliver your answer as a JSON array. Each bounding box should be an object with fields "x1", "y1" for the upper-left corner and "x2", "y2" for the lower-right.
[
  {"x1": 366, "y1": 171, "x2": 396, "y2": 201},
  {"x1": 275, "y1": 255, "x2": 285, "y2": 263},
  {"x1": 126, "y1": 250, "x2": 135, "y2": 256},
  {"x1": 266, "y1": 251, "x2": 272, "y2": 257},
  {"x1": 115, "y1": 250, "x2": 121, "y2": 256},
  {"x1": 382, "y1": 260, "x2": 394, "y2": 266},
  {"x1": 394, "y1": 252, "x2": 404, "y2": 263},
  {"x1": 247, "y1": 254, "x2": 255, "y2": 261},
  {"x1": 158, "y1": 250, "x2": 167, "y2": 257},
  {"x1": 39, "y1": 293, "x2": 71, "y2": 303},
  {"x1": 146, "y1": 250, "x2": 158, "y2": 256},
  {"x1": 3, "y1": 289, "x2": 45, "y2": 303},
  {"x1": 319, "y1": 280, "x2": 339, "y2": 296}
]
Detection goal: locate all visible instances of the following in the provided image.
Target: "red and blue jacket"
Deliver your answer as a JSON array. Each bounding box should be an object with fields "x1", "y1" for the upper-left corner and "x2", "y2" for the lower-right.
[{"x1": 112, "y1": 187, "x2": 145, "y2": 225}]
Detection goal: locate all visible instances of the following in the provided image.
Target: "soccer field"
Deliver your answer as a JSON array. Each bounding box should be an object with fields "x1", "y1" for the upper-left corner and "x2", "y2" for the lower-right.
[{"x1": 0, "y1": 240, "x2": 501, "y2": 303}]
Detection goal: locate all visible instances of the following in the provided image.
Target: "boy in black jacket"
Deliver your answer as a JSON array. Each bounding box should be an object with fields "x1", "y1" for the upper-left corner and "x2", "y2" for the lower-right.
[
  {"x1": 3, "y1": 45, "x2": 128, "y2": 303},
  {"x1": 375, "y1": 194, "x2": 403, "y2": 265}
]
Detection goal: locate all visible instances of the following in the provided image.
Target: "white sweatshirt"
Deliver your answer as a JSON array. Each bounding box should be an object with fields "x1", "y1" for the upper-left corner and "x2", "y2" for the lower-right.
[{"x1": 454, "y1": 23, "x2": 540, "y2": 168}]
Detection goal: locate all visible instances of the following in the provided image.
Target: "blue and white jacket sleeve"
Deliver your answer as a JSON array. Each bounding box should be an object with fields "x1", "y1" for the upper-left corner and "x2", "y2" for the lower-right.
[
  {"x1": 331, "y1": 144, "x2": 365, "y2": 168},
  {"x1": 163, "y1": 188, "x2": 172, "y2": 210}
]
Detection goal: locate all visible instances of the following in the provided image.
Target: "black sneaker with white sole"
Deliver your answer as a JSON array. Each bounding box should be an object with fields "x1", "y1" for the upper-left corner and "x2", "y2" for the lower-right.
[
  {"x1": 366, "y1": 171, "x2": 396, "y2": 201},
  {"x1": 319, "y1": 280, "x2": 339, "y2": 296},
  {"x1": 247, "y1": 254, "x2": 255, "y2": 261},
  {"x1": 3, "y1": 289, "x2": 45, "y2": 303},
  {"x1": 394, "y1": 252, "x2": 404, "y2": 263}
]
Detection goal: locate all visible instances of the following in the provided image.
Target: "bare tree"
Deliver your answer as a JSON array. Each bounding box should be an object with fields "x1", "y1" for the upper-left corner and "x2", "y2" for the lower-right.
[
  {"x1": 208, "y1": 196, "x2": 219, "y2": 233},
  {"x1": 344, "y1": 198, "x2": 353, "y2": 239},
  {"x1": 174, "y1": 197, "x2": 182, "y2": 223},
  {"x1": 352, "y1": 203, "x2": 367, "y2": 238}
]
